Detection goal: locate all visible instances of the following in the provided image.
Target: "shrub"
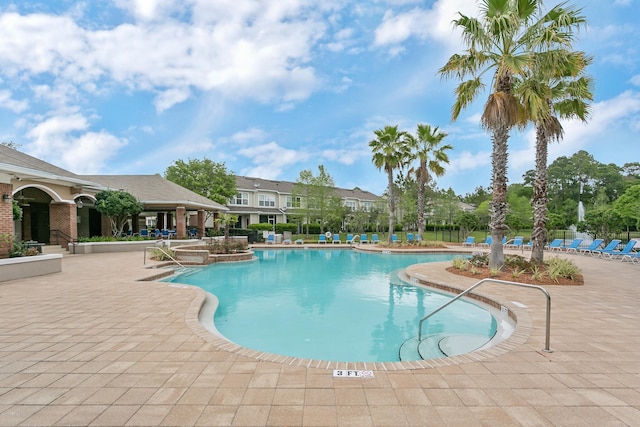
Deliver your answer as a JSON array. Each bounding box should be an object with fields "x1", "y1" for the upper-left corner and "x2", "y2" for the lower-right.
[
  {"x1": 452, "y1": 257, "x2": 470, "y2": 271},
  {"x1": 149, "y1": 247, "x2": 176, "y2": 261},
  {"x1": 469, "y1": 252, "x2": 489, "y2": 267},
  {"x1": 546, "y1": 257, "x2": 580, "y2": 283},
  {"x1": 504, "y1": 254, "x2": 533, "y2": 271},
  {"x1": 207, "y1": 240, "x2": 248, "y2": 254}
]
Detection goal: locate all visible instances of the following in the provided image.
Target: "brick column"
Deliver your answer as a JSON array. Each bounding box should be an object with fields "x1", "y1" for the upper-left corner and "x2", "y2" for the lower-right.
[
  {"x1": 197, "y1": 210, "x2": 206, "y2": 238},
  {"x1": 0, "y1": 184, "x2": 14, "y2": 257},
  {"x1": 176, "y1": 206, "x2": 186, "y2": 238},
  {"x1": 50, "y1": 202, "x2": 77, "y2": 249}
]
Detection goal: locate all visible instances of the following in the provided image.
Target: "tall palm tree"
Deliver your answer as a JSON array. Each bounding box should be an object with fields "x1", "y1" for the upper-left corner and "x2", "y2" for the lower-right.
[
  {"x1": 519, "y1": 49, "x2": 593, "y2": 264},
  {"x1": 439, "y1": 0, "x2": 586, "y2": 269},
  {"x1": 370, "y1": 125, "x2": 412, "y2": 243},
  {"x1": 407, "y1": 124, "x2": 452, "y2": 242}
]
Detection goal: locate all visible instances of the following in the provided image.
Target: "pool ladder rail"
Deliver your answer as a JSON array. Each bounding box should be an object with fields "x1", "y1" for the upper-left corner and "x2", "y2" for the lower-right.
[{"x1": 400, "y1": 278, "x2": 551, "y2": 361}]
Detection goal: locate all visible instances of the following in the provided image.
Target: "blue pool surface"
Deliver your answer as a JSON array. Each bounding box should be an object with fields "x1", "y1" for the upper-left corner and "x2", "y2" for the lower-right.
[{"x1": 165, "y1": 249, "x2": 497, "y2": 362}]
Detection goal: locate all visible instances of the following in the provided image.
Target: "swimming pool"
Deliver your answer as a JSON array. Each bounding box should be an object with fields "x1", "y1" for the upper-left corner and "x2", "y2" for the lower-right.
[{"x1": 165, "y1": 249, "x2": 500, "y2": 362}]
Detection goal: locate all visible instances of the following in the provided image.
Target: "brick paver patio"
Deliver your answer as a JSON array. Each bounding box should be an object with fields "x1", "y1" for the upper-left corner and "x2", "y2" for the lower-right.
[{"x1": 0, "y1": 247, "x2": 638, "y2": 426}]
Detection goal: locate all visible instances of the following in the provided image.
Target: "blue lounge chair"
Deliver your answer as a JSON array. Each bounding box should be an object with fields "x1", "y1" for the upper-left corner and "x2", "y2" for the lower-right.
[
  {"x1": 140, "y1": 229, "x2": 149, "y2": 238},
  {"x1": 576, "y1": 239, "x2": 604, "y2": 255},
  {"x1": 462, "y1": 236, "x2": 475, "y2": 247},
  {"x1": 318, "y1": 234, "x2": 327, "y2": 244},
  {"x1": 371, "y1": 234, "x2": 379, "y2": 244},
  {"x1": 346, "y1": 234, "x2": 356, "y2": 244},
  {"x1": 505, "y1": 236, "x2": 523, "y2": 249},
  {"x1": 360, "y1": 234, "x2": 369, "y2": 244},
  {"x1": 559, "y1": 238, "x2": 583, "y2": 253},
  {"x1": 545, "y1": 239, "x2": 563, "y2": 251},
  {"x1": 591, "y1": 239, "x2": 621, "y2": 257},
  {"x1": 392, "y1": 234, "x2": 400, "y2": 244},
  {"x1": 477, "y1": 236, "x2": 491, "y2": 247},
  {"x1": 601, "y1": 239, "x2": 637, "y2": 260},
  {"x1": 266, "y1": 234, "x2": 276, "y2": 244},
  {"x1": 333, "y1": 233, "x2": 341, "y2": 244},
  {"x1": 406, "y1": 233, "x2": 414, "y2": 244}
]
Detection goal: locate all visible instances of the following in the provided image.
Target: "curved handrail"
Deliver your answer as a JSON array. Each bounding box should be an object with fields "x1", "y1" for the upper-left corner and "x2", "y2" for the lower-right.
[
  {"x1": 417, "y1": 278, "x2": 551, "y2": 352},
  {"x1": 144, "y1": 245, "x2": 187, "y2": 270}
]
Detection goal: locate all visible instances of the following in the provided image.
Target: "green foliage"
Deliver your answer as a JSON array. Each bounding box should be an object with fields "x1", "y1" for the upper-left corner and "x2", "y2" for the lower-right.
[
  {"x1": 165, "y1": 158, "x2": 236, "y2": 205},
  {"x1": 580, "y1": 205, "x2": 624, "y2": 240},
  {"x1": 94, "y1": 190, "x2": 144, "y2": 237},
  {"x1": 207, "y1": 240, "x2": 248, "y2": 254},
  {"x1": 469, "y1": 252, "x2": 489, "y2": 267},
  {"x1": 546, "y1": 257, "x2": 580, "y2": 283},
  {"x1": 456, "y1": 211, "x2": 480, "y2": 237},
  {"x1": 452, "y1": 257, "x2": 470, "y2": 271},
  {"x1": 12, "y1": 200, "x2": 22, "y2": 221},
  {"x1": 275, "y1": 223, "x2": 297, "y2": 233},
  {"x1": 248, "y1": 223, "x2": 277, "y2": 231},
  {"x1": 149, "y1": 247, "x2": 176, "y2": 261},
  {"x1": 613, "y1": 184, "x2": 640, "y2": 228}
]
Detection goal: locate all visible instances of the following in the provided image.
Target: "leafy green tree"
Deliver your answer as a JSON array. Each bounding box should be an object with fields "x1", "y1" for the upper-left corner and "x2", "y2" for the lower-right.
[
  {"x1": 613, "y1": 184, "x2": 640, "y2": 230},
  {"x1": 291, "y1": 166, "x2": 339, "y2": 235},
  {"x1": 215, "y1": 214, "x2": 239, "y2": 240},
  {"x1": 94, "y1": 190, "x2": 144, "y2": 237},
  {"x1": 12, "y1": 200, "x2": 22, "y2": 221},
  {"x1": 579, "y1": 205, "x2": 623, "y2": 241},
  {"x1": 165, "y1": 158, "x2": 236, "y2": 205},
  {"x1": 462, "y1": 186, "x2": 491, "y2": 207},
  {"x1": 456, "y1": 211, "x2": 480, "y2": 238},
  {"x1": 406, "y1": 124, "x2": 452, "y2": 241},
  {"x1": 370, "y1": 125, "x2": 412, "y2": 243},
  {"x1": 439, "y1": 0, "x2": 581, "y2": 269}
]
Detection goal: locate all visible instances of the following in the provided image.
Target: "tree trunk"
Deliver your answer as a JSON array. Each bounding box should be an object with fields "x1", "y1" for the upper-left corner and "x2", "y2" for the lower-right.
[
  {"x1": 530, "y1": 125, "x2": 548, "y2": 264},
  {"x1": 417, "y1": 162, "x2": 427, "y2": 241},
  {"x1": 387, "y1": 168, "x2": 395, "y2": 244},
  {"x1": 489, "y1": 125, "x2": 509, "y2": 270}
]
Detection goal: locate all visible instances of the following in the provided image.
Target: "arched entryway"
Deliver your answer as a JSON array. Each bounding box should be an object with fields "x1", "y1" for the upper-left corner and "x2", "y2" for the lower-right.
[{"x1": 13, "y1": 187, "x2": 53, "y2": 243}]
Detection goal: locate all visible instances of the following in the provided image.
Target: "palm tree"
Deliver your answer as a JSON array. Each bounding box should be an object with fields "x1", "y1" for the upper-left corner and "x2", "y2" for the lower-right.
[
  {"x1": 439, "y1": 0, "x2": 587, "y2": 269},
  {"x1": 407, "y1": 124, "x2": 452, "y2": 242},
  {"x1": 519, "y1": 49, "x2": 593, "y2": 264},
  {"x1": 370, "y1": 125, "x2": 412, "y2": 243}
]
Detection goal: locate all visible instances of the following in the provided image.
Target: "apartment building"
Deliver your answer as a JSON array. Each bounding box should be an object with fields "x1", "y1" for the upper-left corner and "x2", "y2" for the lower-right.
[{"x1": 227, "y1": 176, "x2": 380, "y2": 229}]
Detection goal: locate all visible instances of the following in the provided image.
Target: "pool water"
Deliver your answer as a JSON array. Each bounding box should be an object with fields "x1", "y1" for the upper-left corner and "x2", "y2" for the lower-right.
[{"x1": 165, "y1": 249, "x2": 498, "y2": 362}]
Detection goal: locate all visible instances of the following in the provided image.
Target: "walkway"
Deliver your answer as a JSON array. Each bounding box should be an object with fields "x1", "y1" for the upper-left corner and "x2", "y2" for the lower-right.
[{"x1": 0, "y1": 248, "x2": 638, "y2": 426}]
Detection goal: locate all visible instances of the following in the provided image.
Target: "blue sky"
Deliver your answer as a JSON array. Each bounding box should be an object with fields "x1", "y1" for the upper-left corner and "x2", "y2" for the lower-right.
[{"x1": 0, "y1": 0, "x2": 638, "y2": 197}]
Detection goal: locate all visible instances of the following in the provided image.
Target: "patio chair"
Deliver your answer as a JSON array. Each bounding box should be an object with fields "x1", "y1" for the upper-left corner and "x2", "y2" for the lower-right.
[
  {"x1": 140, "y1": 229, "x2": 149, "y2": 238},
  {"x1": 392, "y1": 234, "x2": 400, "y2": 244},
  {"x1": 406, "y1": 233, "x2": 414, "y2": 244},
  {"x1": 545, "y1": 239, "x2": 563, "y2": 251},
  {"x1": 590, "y1": 239, "x2": 621, "y2": 257},
  {"x1": 559, "y1": 238, "x2": 583, "y2": 253},
  {"x1": 360, "y1": 234, "x2": 369, "y2": 244},
  {"x1": 576, "y1": 238, "x2": 604, "y2": 255},
  {"x1": 333, "y1": 233, "x2": 341, "y2": 244},
  {"x1": 318, "y1": 234, "x2": 328, "y2": 244},
  {"x1": 371, "y1": 234, "x2": 380, "y2": 244},
  {"x1": 505, "y1": 236, "x2": 524, "y2": 249},
  {"x1": 462, "y1": 236, "x2": 475, "y2": 247},
  {"x1": 346, "y1": 233, "x2": 356, "y2": 244},
  {"x1": 477, "y1": 236, "x2": 491, "y2": 248},
  {"x1": 266, "y1": 234, "x2": 276, "y2": 244},
  {"x1": 601, "y1": 239, "x2": 637, "y2": 260},
  {"x1": 282, "y1": 231, "x2": 292, "y2": 244}
]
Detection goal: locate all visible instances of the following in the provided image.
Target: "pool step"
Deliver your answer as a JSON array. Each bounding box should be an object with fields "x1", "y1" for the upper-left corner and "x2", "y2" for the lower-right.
[{"x1": 399, "y1": 333, "x2": 492, "y2": 361}]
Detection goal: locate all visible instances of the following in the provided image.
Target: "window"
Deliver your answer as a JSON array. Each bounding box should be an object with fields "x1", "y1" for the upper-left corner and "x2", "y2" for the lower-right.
[
  {"x1": 363, "y1": 202, "x2": 373, "y2": 212},
  {"x1": 344, "y1": 200, "x2": 356, "y2": 210},
  {"x1": 286, "y1": 195, "x2": 301, "y2": 208},
  {"x1": 259, "y1": 194, "x2": 275, "y2": 207},
  {"x1": 231, "y1": 192, "x2": 249, "y2": 205}
]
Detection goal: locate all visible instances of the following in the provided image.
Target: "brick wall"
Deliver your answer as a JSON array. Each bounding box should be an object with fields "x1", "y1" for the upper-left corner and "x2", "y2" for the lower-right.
[
  {"x1": 176, "y1": 206, "x2": 186, "y2": 238},
  {"x1": 0, "y1": 184, "x2": 14, "y2": 257},
  {"x1": 49, "y1": 202, "x2": 78, "y2": 249}
]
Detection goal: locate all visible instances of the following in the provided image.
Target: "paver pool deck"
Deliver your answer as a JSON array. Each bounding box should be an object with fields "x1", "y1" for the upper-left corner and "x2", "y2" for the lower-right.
[{"x1": 0, "y1": 246, "x2": 639, "y2": 426}]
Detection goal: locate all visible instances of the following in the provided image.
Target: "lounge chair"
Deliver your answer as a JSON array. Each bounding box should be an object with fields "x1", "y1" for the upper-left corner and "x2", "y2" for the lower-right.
[
  {"x1": 505, "y1": 236, "x2": 524, "y2": 249},
  {"x1": 360, "y1": 234, "x2": 369, "y2": 244},
  {"x1": 590, "y1": 239, "x2": 621, "y2": 257},
  {"x1": 346, "y1": 234, "x2": 355, "y2": 244},
  {"x1": 282, "y1": 231, "x2": 292, "y2": 244},
  {"x1": 371, "y1": 234, "x2": 379, "y2": 244},
  {"x1": 318, "y1": 234, "x2": 327, "y2": 244},
  {"x1": 545, "y1": 239, "x2": 563, "y2": 251},
  {"x1": 477, "y1": 236, "x2": 491, "y2": 248},
  {"x1": 266, "y1": 234, "x2": 276, "y2": 244},
  {"x1": 559, "y1": 238, "x2": 583, "y2": 253},
  {"x1": 462, "y1": 236, "x2": 475, "y2": 247},
  {"x1": 140, "y1": 229, "x2": 149, "y2": 238},
  {"x1": 406, "y1": 233, "x2": 414, "y2": 244},
  {"x1": 576, "y1": 238, "x2": 604, "y2": 255},
  {"x1": 392, "y1": 234, "x2": 400, "y2": 244},
  {"x1": 333, "y1": 233, "x2": 341, "y2": 244},
  {"x1": 601, "y1": 239, "x2": 637, "y2": 260}
]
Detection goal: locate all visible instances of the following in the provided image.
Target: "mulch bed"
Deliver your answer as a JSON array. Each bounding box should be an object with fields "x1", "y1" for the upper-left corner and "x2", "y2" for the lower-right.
[{"x1": 446, "y1": 266, "x2": 584, "y2": 286}]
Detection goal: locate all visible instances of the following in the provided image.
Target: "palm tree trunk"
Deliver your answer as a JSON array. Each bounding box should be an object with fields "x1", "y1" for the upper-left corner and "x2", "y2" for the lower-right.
[
  {"x1": 417, "y1": 163, "x2": 427, "y2": 241},
  {"x1": 530, "y1": 125, "x2": 548, "y2": 264},
  {"x1": 489, "y1": 125, "x2": 509, "y2": 269},
  {"x1": 387, "y1": 169, "x2": 395, "y2": 244}
]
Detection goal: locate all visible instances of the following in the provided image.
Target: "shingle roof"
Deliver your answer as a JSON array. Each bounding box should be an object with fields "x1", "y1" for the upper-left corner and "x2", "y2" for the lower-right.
[
  {"x1": 236, "y1": 176, "x2": 380, "y2": 201},
  {"x1": 80, "y1": 174, "x2": 227, "y2": 211}
]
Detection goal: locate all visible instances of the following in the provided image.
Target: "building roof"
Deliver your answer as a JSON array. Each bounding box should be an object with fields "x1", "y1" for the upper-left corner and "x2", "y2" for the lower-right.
[
  {"x1": 0, "y1": 145, "x2": 101, "y2": 188},
  {"x1": 236, "y1": 176, "x2": 380, "y2": 201},
  {"x1": 80, "y1": 174, "x2": 227, "y2": 211}
]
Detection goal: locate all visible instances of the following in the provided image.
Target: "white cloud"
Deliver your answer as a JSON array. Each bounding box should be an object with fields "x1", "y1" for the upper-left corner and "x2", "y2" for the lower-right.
[
  {"x1": 0, "y1": 90, "x2": 28, "y2": 113},
  {"x1": 237, "y1": 141, "x2": 308, "y2": 179},
  {"x1": 24, "y1": 114, "x2": 127, "y2": 174},
  {"x1": 448, "y1": 150, "x2": 491, "y2": 172}
]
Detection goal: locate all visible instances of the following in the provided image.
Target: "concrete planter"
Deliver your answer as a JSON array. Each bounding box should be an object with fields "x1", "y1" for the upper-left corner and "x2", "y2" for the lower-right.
[{"x1": 0, "y1": 254, "x2": 63, "y2": 282}]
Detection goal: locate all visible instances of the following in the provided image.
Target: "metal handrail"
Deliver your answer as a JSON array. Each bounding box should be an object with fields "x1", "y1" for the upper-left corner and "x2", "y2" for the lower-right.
[
  {"x1": 144, "y1": 245, "x2": 187, "y2": 270},
  {"x1": 417, "y1": 278, "x2": 552, "y2": 352}
]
